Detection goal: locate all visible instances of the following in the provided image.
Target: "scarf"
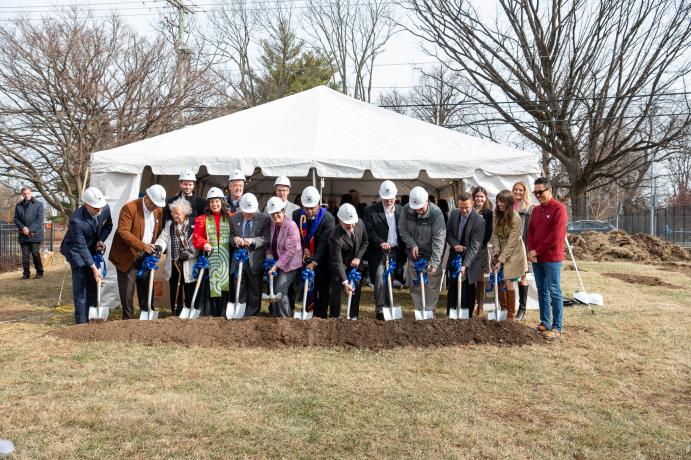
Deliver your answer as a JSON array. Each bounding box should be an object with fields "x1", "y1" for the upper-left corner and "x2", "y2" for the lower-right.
[
  {"x1": 170, "y1": 219, "x2": 192, "y2": 260},
  {"x1": 205, "y1": 213, "x2": 230, "y2": 297},
  {"x1": 299, "y1": 207, "x2": 326, "y2": 254}
]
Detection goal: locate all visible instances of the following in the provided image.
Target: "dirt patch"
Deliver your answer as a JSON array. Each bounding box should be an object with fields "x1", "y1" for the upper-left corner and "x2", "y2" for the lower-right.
[
  {"x1": 568, "y1": 230, "x2": 691, "y2": 262},
  {"x1": 602, "y1": 272, "x2": 682, "y2": 289},
  {"x1": 50, "y1": 317, "x2": 545, "y2": 350}
]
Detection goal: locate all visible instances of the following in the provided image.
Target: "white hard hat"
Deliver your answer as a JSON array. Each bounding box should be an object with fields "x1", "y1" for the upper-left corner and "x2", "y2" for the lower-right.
[
  {"x1": 206, "y1": 187, "x2": 225, "y2": 200},
  {"x1": 239, "y1": 193, "x2": 259, "y2": 213},
  {"x1": 379, "y1": 180, "x2": 397, "y2": 200},
  {"x1": 82, "y1": 187, "x2": 107, "y2": 209},
  {"x1": 301, "y1": 186, "x2": 321, "y2": 208},
  {"x1": 409, "y1": 186, "x2": 429, "y2": 210},
  {"x1": 337, "y1": 203, "x2": 358, "y2": 225},
  {"x1": 266, "y1": 196, "x2": 287, "y2": 214},
  {"x1": 228, "y1": 169, "x2": 246, "y2": 182},
  {"x1": 274, "y1": 175, "x2": 291, "y2": 188},
  {"x1": 179, "y1": 169, "x2": 196, "y2": 181},
  {"x1": 146, "y1": 184, "x2": 166, "y2": 208}
]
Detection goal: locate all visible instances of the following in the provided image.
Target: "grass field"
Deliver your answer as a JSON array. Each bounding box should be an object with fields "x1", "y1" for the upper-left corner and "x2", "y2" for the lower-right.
[{"x1": 0, "y1": 259, "x2": 689, "y2": 459}]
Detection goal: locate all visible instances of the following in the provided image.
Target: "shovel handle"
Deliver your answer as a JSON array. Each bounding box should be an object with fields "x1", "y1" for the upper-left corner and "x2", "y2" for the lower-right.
[
  {"x1": 96, "y1": 277, "x2": 102, "y2": 309},
  {"x1": 269, "y1": 275, "x2": 275, "y2": 299},
  {"x1": 190, "y1": 267, "x2": 204, "y2": 308},
  {"x1": 493, "y1": 268, "x2": 500, "y2": 315},
  {"x1": 235, "y1": 261, "x2": 243, "y2": 306},
  {"x1": 346, "y1": 281, "x2": 353, "y2": 319},
  {"x1": 420, "y1": 268, "x2": 426, "y2": 311},
  {"x1": 302, "y1": 279, "x2": 309, "y2": 318},
  {"x1": 147, "y1": 268, "x2": 155, "y2": 310}
]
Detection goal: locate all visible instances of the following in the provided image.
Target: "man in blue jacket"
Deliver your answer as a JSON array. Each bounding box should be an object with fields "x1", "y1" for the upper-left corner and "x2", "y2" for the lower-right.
[
  {"x1": 13, "y1": 186, "x2": 45, "y2": 279},
  {"x1": 60, "y1": 187, "x2": 113, "y2": 324}
]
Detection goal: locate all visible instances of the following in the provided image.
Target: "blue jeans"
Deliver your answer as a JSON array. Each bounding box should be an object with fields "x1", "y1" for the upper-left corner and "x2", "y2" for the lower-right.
[
  {"x1": 72, "y1": 266, "x2": 97, "y2": 324},
  {"x1": 532, "y1": 262, "x2": 563, "y2": 331}
]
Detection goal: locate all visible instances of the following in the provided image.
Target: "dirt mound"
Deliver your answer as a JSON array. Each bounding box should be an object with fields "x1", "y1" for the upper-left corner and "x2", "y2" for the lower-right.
[
  {"x1": 568, "y1": 230, "x2": 691, "y2": 262},
  {"x1": 50, "y1": 317, "x2": 544, "y2": 350},
  {"x1": 602, "y1": 272, "x2": 681, "y2": 289}
]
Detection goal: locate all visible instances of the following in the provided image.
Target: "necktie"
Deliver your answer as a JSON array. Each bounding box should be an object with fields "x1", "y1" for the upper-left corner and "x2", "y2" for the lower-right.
[
  {"x1": 243, "y1": 220, "x2": 251, "y2": 238},
  {"x1": 458, "y1": 215, "x2": 467, "y2": 239}
]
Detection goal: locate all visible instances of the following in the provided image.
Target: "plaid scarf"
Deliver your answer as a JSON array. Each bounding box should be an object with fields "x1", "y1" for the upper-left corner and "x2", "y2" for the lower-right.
[{"x1": 170, "y1": 219, "x2": 192, "y2": 260}]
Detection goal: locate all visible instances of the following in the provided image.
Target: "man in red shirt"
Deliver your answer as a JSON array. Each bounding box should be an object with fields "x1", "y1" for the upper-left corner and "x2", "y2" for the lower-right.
[{"x1": 527, "y1": 177, "x2": 567, "y2": 340}]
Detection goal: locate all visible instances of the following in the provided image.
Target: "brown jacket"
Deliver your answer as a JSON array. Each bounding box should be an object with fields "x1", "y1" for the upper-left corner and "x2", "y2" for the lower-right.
[
  {"x1": 489, "y1": 212, "x2": 528, "y2": 280},
  {"x1": 109, "y1": 198, "x2": 163, "y2": 272}
]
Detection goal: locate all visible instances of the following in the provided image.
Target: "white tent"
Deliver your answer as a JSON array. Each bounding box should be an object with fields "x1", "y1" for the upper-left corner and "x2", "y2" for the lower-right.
[{"x1": 90, "y1": 85, "x2": 540, "y2": 308}]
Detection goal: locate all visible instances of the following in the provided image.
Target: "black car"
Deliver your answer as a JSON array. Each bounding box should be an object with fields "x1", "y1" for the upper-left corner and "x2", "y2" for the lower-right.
[{"x1": 567, "y1": 220, "x2": 616, "y2": 234}]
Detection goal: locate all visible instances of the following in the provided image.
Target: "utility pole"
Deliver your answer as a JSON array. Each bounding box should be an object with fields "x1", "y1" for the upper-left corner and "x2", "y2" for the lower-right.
[
  {"x1": 649, "y1": 105, "x2": 657, "y2": 236},
  {"x1": 166, "y1": 0, "x2": 193, "y2": 127}
]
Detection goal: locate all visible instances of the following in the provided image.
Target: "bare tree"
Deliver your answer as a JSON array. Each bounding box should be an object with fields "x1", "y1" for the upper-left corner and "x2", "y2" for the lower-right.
[
  {"x1": 378, "y1": 88, "x2": 409, "y2": 115},
  {"x1": 407, "y1": 0, "x2": 691, "y2": 216},
  {"x1": 663, "y1": 143, "x2": 691, "y2": 206},
  {"x1": 404, "y1": 66, "x2": 467, "y2": 127},
  {"x1": 0, "y1": 10, "x2": 218, "y2": 217}
]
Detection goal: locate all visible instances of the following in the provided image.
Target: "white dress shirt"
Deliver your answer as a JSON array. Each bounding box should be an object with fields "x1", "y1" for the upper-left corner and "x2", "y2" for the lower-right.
[
  {"x1": 142, "y1": 200, "x2": 155, "y2": 244},
  {"x1": 385, "y1": 208, "x2": 398, "y2": 247}
]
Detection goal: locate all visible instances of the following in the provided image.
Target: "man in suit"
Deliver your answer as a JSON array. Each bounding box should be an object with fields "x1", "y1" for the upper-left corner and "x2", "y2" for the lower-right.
[
  {"x1": 226, "y1": 169, "x2": 245, "y2": 214},
  {"x1": 109, "y1": 184, "x2": 166, "y2": 319},
  {"x1": 263, "y1": 176, "x2": 300, "y2": 217},
  {"x1": 364, "y1": 180, "x2": 405, "y2": 320},
  {"x1": 446, "y1": 192, "x2": 485, "y2": 317},
  {"x1": 13, "y1": 186, "x2": 44, "y2": 279},
  {"x1": 292, "y1": 186, "x2": 335, "y2": 318},
  {"x1": 162, "y1": 169, "x2": 207, "y2": 224},
  {"x1": 230, "y1": 193, "x2": 270, "y2": 316},
  {"x1": 329, "y1": 203, "x2": 368, "y2": 319},
  {"x1": 61, "y1": 187, "x2": 114, "y2": 324}
]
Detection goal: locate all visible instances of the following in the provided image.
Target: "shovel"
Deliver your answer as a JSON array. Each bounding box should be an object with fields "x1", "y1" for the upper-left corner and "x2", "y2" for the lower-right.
[
  {"x1": 227, "y1": 260, "x2": 246, "y2": 319},
  {"x1": 172, "y1": 260, "x2": 183, "y2": 317},
  {"x1": 383, "y1": 256, "x2": 402, "y2": 321},
  {"x1": 88, "y1": 278, "x2": 109, "y2": 321},
  {"x1": 293, "y1": 274, "x2": 313, "y2": 320},
  {"x1": 449, "y1": 270, "x2": 470, "y2": 319},
  {"x1": 268, "y1": 274, "x2": 281, "y2": 302},
  {"x1": 564, "y1": 236, "x2": 603, "y2": 312},
  {"x1": 182, "y1": 264, "x2": 205, "y2": 319},
  {"x1": 487, "y1": 268, "x2": 507, "y2": 321},
  {"x1": 345, "y1": 281, "x2": 358, "y2": 320},
  {"x1": 139, "y1": 268, "x2": 159, "y2": 320},
  {"x1": 415, "y1": 265, "x2": 433, "y2": 320}
]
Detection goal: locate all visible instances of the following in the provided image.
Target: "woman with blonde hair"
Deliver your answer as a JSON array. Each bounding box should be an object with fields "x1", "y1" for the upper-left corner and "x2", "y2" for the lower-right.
[
  {"x1": 471, "y1": 186, "x2": 493, "y2": 316},
  {"x1": 512, "y1": 181, "x2": 534, "y2": 320},
  {"x1": 489, "y1": 190, "x2": 528, "y2": 320}
]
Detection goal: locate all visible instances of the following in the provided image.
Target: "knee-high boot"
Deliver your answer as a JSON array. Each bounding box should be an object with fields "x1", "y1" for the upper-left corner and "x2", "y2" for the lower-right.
[
  {"x1": 516, "y1": 284, "x2": 528, "y2": 321},
  {"x1": 506, "y1": 289, "x2": 516, "y2": 320},
  {"x1": 475, "y1": 281, "x2": 485, "y2": 317}
]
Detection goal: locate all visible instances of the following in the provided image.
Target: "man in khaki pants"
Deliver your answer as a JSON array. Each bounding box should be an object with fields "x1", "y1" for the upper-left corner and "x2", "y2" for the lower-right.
[{"x1": 398, "y1": 186, "x2": 446, "y2": 316}]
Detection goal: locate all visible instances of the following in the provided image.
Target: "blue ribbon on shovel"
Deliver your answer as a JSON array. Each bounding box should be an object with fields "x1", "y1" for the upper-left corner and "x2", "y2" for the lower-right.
[
  {"x1": 263, "y1": 258, "x2": 279, "y2": 281},
  {"x1": 486, "y1": 269, "x2": 506, "y2": 292},
  {"x1": 301, "y1": 267, "x2": 315, "y2": 292},
  {"x1": 382, "y1": 258, "x2": 396, "y2": 284},
  {"x1": 137, "y1": 254, "x2": 159, "y2": 279},
  {"x1": 347, "y1": 267, "x2": 362, "y2": 285},
  {"x1": 93, "y1": 252, "x2": 107, "y2": 277},
  {"x1": 233, "y1": 248, "x2": 250, "y2": 277},
  {"x1": 413, "y1": 258, "x2": 428, "y2": 286},
  {"x1": 192, "y1": 255, "x2": 210, "y2": 279},
  {"x1": 450, "y1": 254, "x2": 463, "y2": 280}
]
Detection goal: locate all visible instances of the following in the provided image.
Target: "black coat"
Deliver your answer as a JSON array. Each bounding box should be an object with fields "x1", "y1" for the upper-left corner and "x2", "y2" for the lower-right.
[
  {"x1": 163, "y1": 192, "x2": 207, "y2": 224},
  {"x1": 14, "y1": 198, "x2": 44, "y2": 243},
  {"x1": 446, "y1": 209, "x2": 485, "y2": 284},
  {"x1": 328, "y1": 220, "x2": 369, "y2": 283},
  {"x1": 292, "y1": 207, "x2": 335, "y2": 267},
  {"x1": 363, "y1": 201, "x2": 405, "y2": 268},
  {"x1": 60, "y1": 205, "x2": 114, "y2": 269}
]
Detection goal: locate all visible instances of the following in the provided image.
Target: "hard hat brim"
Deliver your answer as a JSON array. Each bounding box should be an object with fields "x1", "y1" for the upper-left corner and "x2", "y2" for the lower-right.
[
  {"x1": 340, "y1": 215, "x2": 358, "y2": 225},
  {"x1": 409, "y1": 200, "x2": 426, "y2": 210}
]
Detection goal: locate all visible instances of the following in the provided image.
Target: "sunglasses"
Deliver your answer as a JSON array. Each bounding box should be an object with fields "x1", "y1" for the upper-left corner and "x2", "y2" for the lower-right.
[{"x1": 533, "y1": 189, "x2": 549, "y2": 196}]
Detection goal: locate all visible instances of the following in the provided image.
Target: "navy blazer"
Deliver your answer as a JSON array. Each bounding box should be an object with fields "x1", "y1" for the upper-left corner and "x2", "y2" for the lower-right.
[
  {"x1": 60, "y1": 205, "x2": 114, "y2": 269},
  {"x1": 14, "y1": 198, "x2": 44, "y2": 243}
]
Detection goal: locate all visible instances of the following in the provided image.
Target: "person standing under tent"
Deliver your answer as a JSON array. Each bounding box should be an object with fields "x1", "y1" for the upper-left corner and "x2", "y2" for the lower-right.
[
  {"x1": 60, "y1": 187, "x2": 113, "y2": 324},
  {"x1": 13, "y1": 186, "x2": 44, "y2": 280},
  {"x1": 471, "y1": 186, "x2": 493, "y2": 317},
  {"x1": 163, "y1": 169, "x2": 207, "y2": 225},
  {"x1": 230, "y1": 193, "x2": 270, "y2": 317},
  {"x1": 192, "y1": 187, "x2": 232, "y2": 317},
  {"x1": 109, "y1": 185, "x2": 166, "y2": 319},
  {"x1": 527, "y1": 177, "x2": 567, "y2": 340},
  {"x1": 398, "y1": 186, "x2": 446, "y2": 317},
  {"x1": 512, "y1": 181, "x2": 534, "y2": 321},
  {"x1": 265, "y1": 197, "x2": 303, "y2": 317},
  {"x1": 155, "y1": 198, "x2": 199, "y2": 316},
  {"x1": 292, "y1": 186, "x2": 335, "y2": 318},
  {"x1": 488, "y1": 190, "x2": 528, "y2": 321},
  {"x1": 328, "y1": 203, "x2": 369, "y2": 319},
  {"x1": 445, "y1": 192, "x2": 485, "y2": 317},
  {"x1": 226, "y1": 169, "x2": 245, "y2": 215},
  {"x1": 263, "y1": 176, "x2": 300, "y2": 218},
  {"x1": 363, "y1": 180, "x2": 404, "y2": 320}
]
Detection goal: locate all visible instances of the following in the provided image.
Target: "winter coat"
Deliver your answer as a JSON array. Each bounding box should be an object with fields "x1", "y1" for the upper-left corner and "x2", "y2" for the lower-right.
[
  {"x1": 109, "y1": 198, "x2": 163, "y2": 273},
  {"x1": 267, "y1": 218, "x2": 303, "y2": 272},
  {"x1": 398, "y1": 202, "x2": 446, "y2": 269},
  {"x1": 14, "y1": 198, "x2": 44, "y2": 243},
  {"x1": 154, "y1": 220, "x2": 199, "y2": 283},
  {"x1": 489, "y1": 212, "x2": 528, "y2": 280}
]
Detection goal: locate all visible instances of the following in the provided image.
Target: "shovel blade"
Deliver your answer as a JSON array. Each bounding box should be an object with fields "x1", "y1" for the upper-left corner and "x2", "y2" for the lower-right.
[
  {"x1": 448, "y1": 308, "x2": 470, "y2": 319},
  {"x1": 588, "y1": 293, "x2": 604, "y2": 306},
  {"x1": 139, "y1": 310, "x2": 158, "y2": 320},
  {"x1": 415, "y1": 309, "x2": 434, "y2": 320},
  {"x1": 293, "y1": 310, "x2": 313, "y2": 320},
  {"x1": 226, "y1": 302, "x2": 246, "y2": 319},
  {"x1": 88, "y1": 306, "x2": 98, "y2": 320},
  {"x1": 383, "y1": 306, "x2": 403, "y2": 321},
  {"x1": 179, "y1": 307, "x2": 191, "y2": 319},
  {"x1": 190, "y1": 308, "x2": 201, "y2": 319},
  {"x1": 98, "y1": 307, "x2": 109, "y2": 321},
  {"x1": 488, "y1": 310, "x2": 507, "y2": 321}
]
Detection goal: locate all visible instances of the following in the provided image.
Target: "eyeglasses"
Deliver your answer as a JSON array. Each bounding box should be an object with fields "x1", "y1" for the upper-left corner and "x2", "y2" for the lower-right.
[{"x1": 533, "y1": 189, "x2": 548, "y2": 196}]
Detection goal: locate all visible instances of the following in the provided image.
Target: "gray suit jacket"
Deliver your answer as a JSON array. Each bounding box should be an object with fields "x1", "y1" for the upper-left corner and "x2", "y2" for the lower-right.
[
  {"x1": 230, "y1": 212, "x2": 271, "y2": 274},
  {"x1": 446, "y1": 209, "x2": 485, "y2": 284},
  {"x1": 328, "y1": 220, "x2": 369, "y2": 284}
]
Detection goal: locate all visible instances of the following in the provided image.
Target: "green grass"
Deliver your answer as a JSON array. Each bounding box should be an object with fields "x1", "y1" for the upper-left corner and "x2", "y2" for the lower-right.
[{"x1": 0, "y1": 259, "x2": 689, "y2": 459}]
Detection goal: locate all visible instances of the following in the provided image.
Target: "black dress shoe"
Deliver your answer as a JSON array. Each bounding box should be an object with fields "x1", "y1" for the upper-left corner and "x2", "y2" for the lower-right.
[
  {"x1": 375, "y1": 312, "x2": 385, "y2": 321},
  {"x1": 21, "y1": 274, "x2": 30, "y2": 279},
  {"x1": 34, "y1": 273, "x2": 43, "y2": 279}
]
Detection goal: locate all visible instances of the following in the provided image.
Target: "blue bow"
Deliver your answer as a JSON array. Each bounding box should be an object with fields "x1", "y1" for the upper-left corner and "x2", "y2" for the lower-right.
[
  {"x1": 263, "y1": 258, "x2": 278, "y2": 281},
  {"x1": 486, "y1": 269, "x2": 506, "y2": 292},
  {"x1": 192, "y1": 255, "x2": 209, "y2": 279},
  {"x1": 301, "y1": 268, "x2": 315, "y2": 292},
  {"x1": 233, "y1": 248, "x2": 250, "y2": 277},
  {"x1": 93, "y1": 252, "x2": 107, "y2": 277},
  {"x1": 450, "y1": 254, "x2": 463, "y2": 280},
  {"x1": 347, "y1": 267, "x2": 362, "y2": 286},
  {"x1": 136, "y1": 254, "x2": 159, "y2": 279},
  {"x1": 413, "y1": 258, "x2": 428, "y2": 285},
  {"x1": 382, "y1": 258, "x2": 396, "y2": 284}
]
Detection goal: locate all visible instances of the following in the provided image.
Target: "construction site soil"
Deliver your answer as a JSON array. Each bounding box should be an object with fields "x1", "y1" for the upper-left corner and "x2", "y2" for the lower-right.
[
  {"x1": 602, "y1": 272, "x2": 682, "y2": 289},
  {"x1": 568, "y1": 230, "x2": 691, "y2": 262},
  {"x1": 51, "y1": 317, "x2": 545, "y2": 350}
]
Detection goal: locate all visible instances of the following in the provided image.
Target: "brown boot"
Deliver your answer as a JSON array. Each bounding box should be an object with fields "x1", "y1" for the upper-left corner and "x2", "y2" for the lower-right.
[
  {"x1": 505, "y1": 289, "x2": 516, "y2": 320},
  {"x1": 475, "y1": 281, "x2": 485, "y2": 317},
  {"x1": 498, "y1": 289, "x2": 507, "y2": 312}
]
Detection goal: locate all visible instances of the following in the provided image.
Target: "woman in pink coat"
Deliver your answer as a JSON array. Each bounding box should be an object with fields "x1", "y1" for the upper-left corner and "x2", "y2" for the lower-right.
[{"x1": 265, "y1": 197, "x2": 303, "y2": 317}]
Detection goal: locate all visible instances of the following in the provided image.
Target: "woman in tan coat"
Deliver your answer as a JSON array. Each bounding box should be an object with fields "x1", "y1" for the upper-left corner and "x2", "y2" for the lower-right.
[{"x1": 489, "y1": 190, "x2": 528, "y2": 320}]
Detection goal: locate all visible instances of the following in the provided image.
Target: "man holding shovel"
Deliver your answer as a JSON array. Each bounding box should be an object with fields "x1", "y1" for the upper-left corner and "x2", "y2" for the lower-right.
[
  {"x1": 527, "y1": 177, "x2": 567, "y2": 340},
  {"x1": 60, "y1": 187, "x2": 113, "y2": 324},
  {"x1": 398, "y1": 186, "x2": 446, "y2": 317},
  {"x1": 329, "y1": 203, "x2": 368, "y2": 319}
]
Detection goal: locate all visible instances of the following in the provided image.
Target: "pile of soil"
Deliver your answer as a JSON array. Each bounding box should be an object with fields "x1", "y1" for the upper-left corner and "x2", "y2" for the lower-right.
[
  {"x1": 568, "y1": 230, "x2": 691, "y2": 262},
  {"x1": 51, "y1": 317, "x2": 544, "y2": 350},
  {"x1": 602, "y1": 272, "x2": 682, "y2": 289}
]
